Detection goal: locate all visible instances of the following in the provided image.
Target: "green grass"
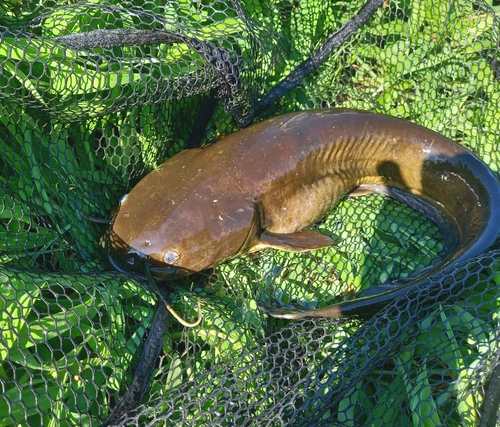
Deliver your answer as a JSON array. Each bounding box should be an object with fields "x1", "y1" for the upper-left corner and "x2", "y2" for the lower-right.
[{"x1": 0, "y1": 0, "x2": 499, "y2": 426}]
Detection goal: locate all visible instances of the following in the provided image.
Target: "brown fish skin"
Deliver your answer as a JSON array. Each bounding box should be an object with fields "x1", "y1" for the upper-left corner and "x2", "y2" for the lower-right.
[{"x1": 102, "y1": 109, "x2": 500, "y2": 318}]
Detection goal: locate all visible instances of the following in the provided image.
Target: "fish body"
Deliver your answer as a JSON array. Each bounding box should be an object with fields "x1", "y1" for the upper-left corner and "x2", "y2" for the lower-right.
[{"x1": 102, "y1": 109, "x2": 500, "y2": 317}]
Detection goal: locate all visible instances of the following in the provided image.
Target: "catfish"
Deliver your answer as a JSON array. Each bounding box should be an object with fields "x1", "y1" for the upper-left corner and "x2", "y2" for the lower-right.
[{"x1": 101, "y1": 109, "x2": 500, "y2": 318}]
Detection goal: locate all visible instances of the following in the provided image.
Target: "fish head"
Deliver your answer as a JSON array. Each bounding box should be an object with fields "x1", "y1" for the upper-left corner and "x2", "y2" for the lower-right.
[{"x1": 101, "y1": 188, "x2": 258, "y2": 282}]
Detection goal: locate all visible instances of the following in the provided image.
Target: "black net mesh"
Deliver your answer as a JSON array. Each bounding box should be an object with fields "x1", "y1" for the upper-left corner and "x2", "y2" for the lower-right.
[{"x1": 1, "y1": 0, "x2": 500, "y2": 426}]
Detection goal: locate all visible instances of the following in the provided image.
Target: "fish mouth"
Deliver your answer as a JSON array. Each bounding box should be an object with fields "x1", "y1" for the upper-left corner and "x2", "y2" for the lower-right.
[
  {"x1": 99, "y1": 230, "x2": 192, "y2": 281},
  {"x1": 146, "y1": 263, "x2": 192, "y2": 281},
  {"x1": 103, "y1": 250, "x2": 191, "y2": 281}
]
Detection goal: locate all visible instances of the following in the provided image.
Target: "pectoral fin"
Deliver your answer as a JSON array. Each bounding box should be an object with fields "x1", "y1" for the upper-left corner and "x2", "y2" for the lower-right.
[
  {"x1": 256, "y1": 229, "x2": 334, "y2": 252},
  {"x1": 347, "y1": 185, "x2": 374, "y2": 197}
]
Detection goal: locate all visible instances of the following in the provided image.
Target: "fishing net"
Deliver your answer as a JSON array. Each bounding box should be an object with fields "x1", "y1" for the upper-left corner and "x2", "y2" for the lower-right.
[{"x1": 1, "y1": 0, "x2": 500, "y2": 426}]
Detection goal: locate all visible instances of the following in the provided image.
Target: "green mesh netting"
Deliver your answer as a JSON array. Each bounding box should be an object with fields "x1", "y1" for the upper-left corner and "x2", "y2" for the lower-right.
[{"x1": 1, "y1": 0, "x2": 500, "y2": 426}]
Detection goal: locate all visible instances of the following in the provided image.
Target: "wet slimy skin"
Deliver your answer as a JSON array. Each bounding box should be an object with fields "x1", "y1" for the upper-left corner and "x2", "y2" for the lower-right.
[{"x1": 102, "y1": 109, "x2": 500, "y2": 318}]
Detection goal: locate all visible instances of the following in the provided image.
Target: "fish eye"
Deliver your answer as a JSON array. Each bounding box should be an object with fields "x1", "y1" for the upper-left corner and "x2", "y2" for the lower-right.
[
  {"x1": 163, "y1": 251, "x2": 179, "y2": 264},
  {"x1": 127, "y1": 256, "x2": 135, "y2": 265}
]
